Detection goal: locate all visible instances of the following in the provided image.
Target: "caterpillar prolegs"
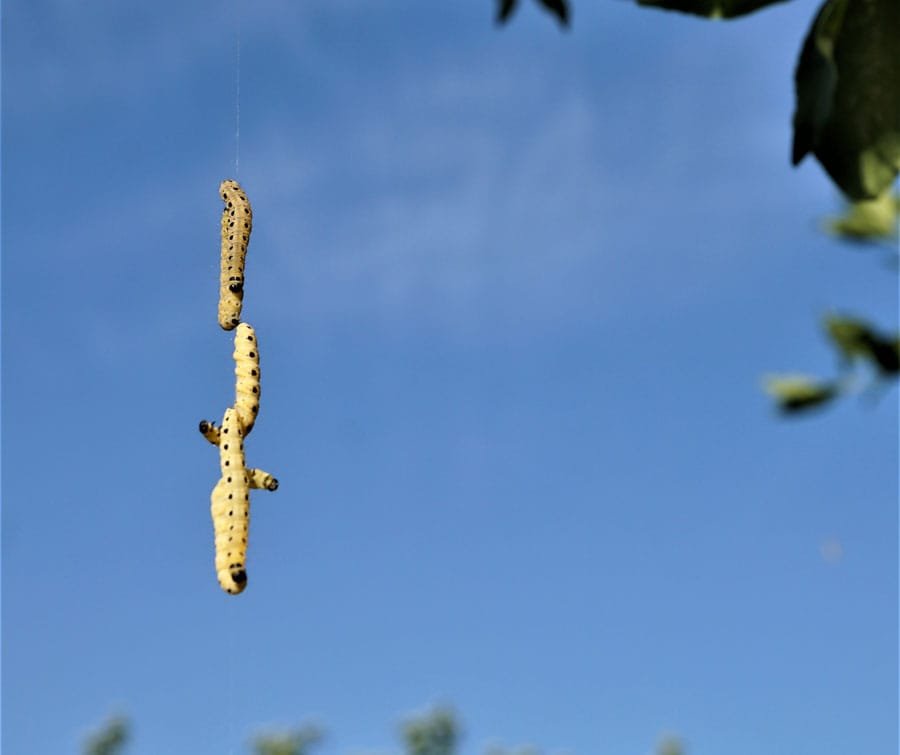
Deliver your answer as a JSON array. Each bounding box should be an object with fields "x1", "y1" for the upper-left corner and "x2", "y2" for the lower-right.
[{"x1": 218, "y1": 179, "x2": 253, "y2": 330}]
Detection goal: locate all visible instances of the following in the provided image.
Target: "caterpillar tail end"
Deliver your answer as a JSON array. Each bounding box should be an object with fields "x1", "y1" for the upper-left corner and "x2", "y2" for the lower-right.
[{"x1": 217, "y1": 566, "x2": 248, "y2": 595}]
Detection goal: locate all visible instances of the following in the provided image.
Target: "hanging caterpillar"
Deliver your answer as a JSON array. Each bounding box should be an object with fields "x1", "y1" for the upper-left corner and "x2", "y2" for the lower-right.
[
  {"x1": 233, "y1": 322, "x2": 261, "y2": 434},
  {"x1": 199, "y1": 419, "x2": 279, "y2": 490},
  {"x1": 218, "y1": 179, "x2": 253, "y2": 330},
  {"x1": 210, "y1": 407, "x2": 253, "y2": 594}
]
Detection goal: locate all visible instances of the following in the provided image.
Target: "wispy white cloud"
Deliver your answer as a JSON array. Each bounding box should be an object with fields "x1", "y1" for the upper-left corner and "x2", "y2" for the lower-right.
[{"x1": 241, "y1": 67, "x2": 623, "y2": 331}]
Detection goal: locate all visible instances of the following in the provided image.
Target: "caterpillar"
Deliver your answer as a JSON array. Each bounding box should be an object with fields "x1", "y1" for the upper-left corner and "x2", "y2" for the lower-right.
[
  {"x1": 218, "y1": 179, "x2": 253, "y2": 330},
  {"x1": 233, "y1": 322, "x2": 261, "y2": 434},
  {"x1": 198, "y1": 420, "x2": 278, "y2": 490},
  {"x1": 210, "y1": 407, "x2": 252, "y2": 594}
]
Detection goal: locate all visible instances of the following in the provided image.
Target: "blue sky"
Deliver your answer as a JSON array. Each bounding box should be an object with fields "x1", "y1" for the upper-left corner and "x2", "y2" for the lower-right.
[{"x1": 2, "y1": 1, "x2": 897, "y2": 754}]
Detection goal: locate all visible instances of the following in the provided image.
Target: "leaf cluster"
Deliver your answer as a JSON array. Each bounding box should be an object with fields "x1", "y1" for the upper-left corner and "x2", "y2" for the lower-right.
[{"x1": 765, "y1": 314, "x2": 900, "y2": 415}]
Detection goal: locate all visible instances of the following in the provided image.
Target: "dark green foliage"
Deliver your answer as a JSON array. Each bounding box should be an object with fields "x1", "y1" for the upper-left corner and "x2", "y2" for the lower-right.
[
  {"x1": 496, "y1": 0, "x2": 570, "y2": 26},
  {"x1": 251, "y1": 725, "x2": 323, "y2": 755},
  {"x1": 792, "y1": 0, "x2": 900, "y2": 200},
  {"x1": 402, "y1": 708, "x2": 459, "y2": 755},
  {"x1": 634, "y1": 0, "x2": 791, "y2": 18},
  {"x1": 83, "y1": 716, "x2": 129, "y2": 755}
]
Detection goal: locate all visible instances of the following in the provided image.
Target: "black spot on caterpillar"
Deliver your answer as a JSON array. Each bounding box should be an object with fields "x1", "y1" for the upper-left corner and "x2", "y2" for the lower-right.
[
  {"x1": 218, "y1": 179, "x2": 252, "y2": 331},
  {"x1": 210, "y1": 407, "x2": 251, "y2": 594},
  {"x1": 198, "y1": 419, "x2": 278, "y2": 490},
  {"x1": 233, "y1": 322, "x2": 261, "y2": 435}
]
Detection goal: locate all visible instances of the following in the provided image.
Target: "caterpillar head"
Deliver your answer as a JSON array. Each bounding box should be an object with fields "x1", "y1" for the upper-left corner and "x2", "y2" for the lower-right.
[{"x1": 219, "y1": 178, "x2": 242, "y2": 198}]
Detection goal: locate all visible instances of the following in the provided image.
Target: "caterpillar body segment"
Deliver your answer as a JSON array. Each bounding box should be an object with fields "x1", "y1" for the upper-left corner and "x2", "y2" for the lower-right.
[
  {"x1": 233, "y1": 323, "x2": 261, "y2": 434},
  {"x1": 199, "y1": 419, "x2": 277, "y2": 488},
  {"x1": 218, "y1": 179, "x2": 253, "y2": 330},
  {"x1": 211, "y1": 407, "x2": 250, "y2": 595}
]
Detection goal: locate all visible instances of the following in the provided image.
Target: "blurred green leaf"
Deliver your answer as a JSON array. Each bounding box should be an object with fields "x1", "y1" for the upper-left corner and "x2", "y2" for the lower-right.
[
  {"x1": 825, "y1": 191, "x2": 899, "y2": 242},
  {"x1": 496, "y1": 0, "x2": 518, "y2": 23},
  {"x1": 825, "y1": 314, "x2": 900, "y2": 374},
  {"x1": 83, "y1": 716, "x2": 129, "y2": 755},
  {"x1": 252, "y1": 725, "x2": 323, "y2": 755},
  {"x1": 496, "y1": 0, "x2": 569, "y2": 25},
  {"x1": 792, "y1": 0, "x2": 900, "y2": 200},
  {"x1": 536, "y1": 0, "x2": 570, "y2": 25},
  {"x1": 402, "y1": 708, "x2": 459, "y2": 755},
  {"x1": 763, "y1": 374, "x2": 842, "y2": 414},
  {"x1": 657, "y1": 735, "x2": 686, "y2": 755},
  {"x1": 635, "y1": 0, "x2": 791, "y2": 18}
]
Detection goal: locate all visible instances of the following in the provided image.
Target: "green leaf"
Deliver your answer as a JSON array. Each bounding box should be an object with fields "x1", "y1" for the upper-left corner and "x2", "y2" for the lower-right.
[
  {"x1": 825, "y1": 314, "x2": 900, "y2": 375},
  {"x1": 252, "y1": 726, "x2": 323, "y2": 755},
  {"x1": 536, "y1": 0, "x2": 570, "y2": 25},
  {"x1": 825, "y1": 191, "x2": 899, "y2": 243},
  {"x1": 83, "y1": 716, "x2": 129, "y2": 755},
  {"x1": 657, "y1": 737, "x2": 687, "y2": 755},
  {"x1": 402, "y1": 708, "x2": 459, "y2": 755},
  {"x1": 496, "y1": 0, "x2": 519, "y2": 24},
  {"x1": 635, "y1": 0, "x2": 792, "y2": 19},
  {"x1": 762, "y1": 374, "x2": 842, "y2": 414},
  {"x1": 496, "y1": 0, "x2": 569, "y2": 26},
  {"x1": 792, "y1": 0, "x2": 900, "y2": 200}
]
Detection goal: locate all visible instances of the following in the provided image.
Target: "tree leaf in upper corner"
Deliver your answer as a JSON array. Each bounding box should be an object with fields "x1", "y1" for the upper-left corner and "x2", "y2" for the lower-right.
[
  {"x1": 635, "y1": 0, "x2": 793, "y2": 19},
  {"x1": 496, "y1": 0, "x2": 519, "y2": 24},
  {"x1": 762, "y1": 374, "x2": 842, "y2": 414},
  {"x1": 825, "y1": 191, "x2": 899, "y2": 243},
  {"x1": 536, "y1": 0, "x2": 570, "y2": 25},
  {"x1": 792, "y1": 0, "x2": 900, "y2": 200}
]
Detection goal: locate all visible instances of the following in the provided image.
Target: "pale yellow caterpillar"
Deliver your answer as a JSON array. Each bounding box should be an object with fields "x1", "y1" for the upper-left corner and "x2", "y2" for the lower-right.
[
  {"x1": 198, "y1": 419, "x2": 278, "y2": 491},
  {"x1": 233, "y1": 322, "x2": 261, "y2": 434},
  {"x1": 210, "y1": 407, "x2": 252, "y2": 594},
  {"x1": 218, "y1": 179, "x2": 253, "y2": 330}
]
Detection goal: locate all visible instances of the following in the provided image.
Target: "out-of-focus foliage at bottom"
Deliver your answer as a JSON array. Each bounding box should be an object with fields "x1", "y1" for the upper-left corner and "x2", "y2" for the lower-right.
[{"x1": 82, "y1": 709, "x2": 685, "y2": 755}]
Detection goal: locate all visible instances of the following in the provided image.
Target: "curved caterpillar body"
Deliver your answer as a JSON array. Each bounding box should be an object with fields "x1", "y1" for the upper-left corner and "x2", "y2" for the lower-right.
[
  {"x1": 211, "y1": 407, "x2": 251, "y2": 594},
  {"x1": 199, "y1": 420, "x2": 278, "y2": 489},
  {"x1": 218, "y1": 179, "x2": 253, "y2": 330},
  {"x1": 233, "y1": 322, "x2": 261, "y2": 434}
]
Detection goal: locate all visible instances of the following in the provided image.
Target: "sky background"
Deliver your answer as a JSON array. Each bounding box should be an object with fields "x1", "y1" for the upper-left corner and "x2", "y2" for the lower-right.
[{"x1": 2, "y1": 1, "x2": 898, "y2": 754}]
